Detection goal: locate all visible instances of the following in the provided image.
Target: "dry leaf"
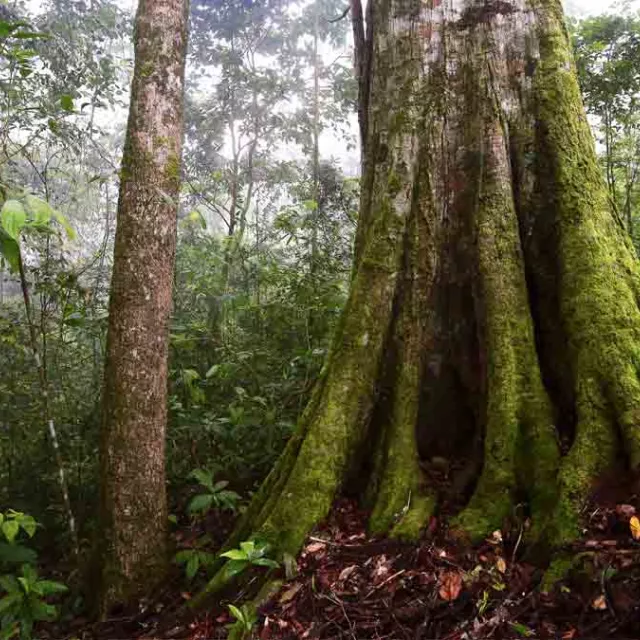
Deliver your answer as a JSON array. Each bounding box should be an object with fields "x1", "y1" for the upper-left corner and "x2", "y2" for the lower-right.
[
  {"x1": 279, "y1": 583, "x2": 302, "y2": 604},
  {"x1": 489, "y1": 530, "x2": 503, "y2": 544},
  {"x1": 630, "y1": 515, "x2": 640, "y2": 540},
  {"x1": 561, "y1": 629, "x2": 576, "y2": 640},
  {"x1": 305, "y1": 541, "x2": 326, "y2": 554},
  {"x1": 439, "y1": 571, "x2": 463, "y2": 601},
  {"x1": 338, "y1": 565, "x2": 357, "y2": 582},
  {"x1": 496, "y1": 557, "x2": 507, "y2": 574},
  {"x1": 616, "y1": 504, "x2": 636, "y2": 519},
  {"x1": 591, "y1": 594, "x2": 607, "y2": 610}
]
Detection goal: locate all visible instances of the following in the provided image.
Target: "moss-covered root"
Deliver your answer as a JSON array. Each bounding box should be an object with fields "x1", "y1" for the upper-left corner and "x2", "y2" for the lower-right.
[
  {"x1": 529, "y1": 0, "x2": 640, "y2": 557},
  {"x1": 368, "y1": 208, "x2": 436, "y2": 539},
  {"x1": 453, "y1": 114, "x2": 559, "y2": 541},
  {"x1": 367, "y1": 309, "x2": 435, "y2": 540}
]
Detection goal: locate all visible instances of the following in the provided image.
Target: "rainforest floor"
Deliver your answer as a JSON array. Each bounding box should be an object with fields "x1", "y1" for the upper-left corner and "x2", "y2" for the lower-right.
[{"x1": 58, "y1": 475, "x2": 640, "y2": 640}]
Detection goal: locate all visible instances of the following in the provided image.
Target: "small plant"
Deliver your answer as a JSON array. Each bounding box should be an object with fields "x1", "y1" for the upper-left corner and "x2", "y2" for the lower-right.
[
  {"x1": 226, "y1": 603, "x2": 256, "y2": 639},
  {"x1": 187, "y1": 468, "x2": 241, "y2": 515},
  {"x1": 220, "y1": 539, "x2": 279, "y2": 578},
  {"x1": 174, "y1": 535, "x2": 217, "y2": 580},
  {"x1": 0, "y1": 564, "x2": 67, "y2": 640},
  {"x1": 0, "y1": 512, "x2": 37, "y2": 568},
  {"x1": 0, "y1": 511, "x2": 67, "y2": 640}
]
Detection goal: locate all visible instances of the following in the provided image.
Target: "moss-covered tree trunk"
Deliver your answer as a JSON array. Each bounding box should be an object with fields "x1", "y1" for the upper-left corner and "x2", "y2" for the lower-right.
[
  {"x1": 97, "y1": 0, "x2": 189, "y2": 615},
  {"x1": 197, "y1": 0, "x2": 640, "y2": 603}
]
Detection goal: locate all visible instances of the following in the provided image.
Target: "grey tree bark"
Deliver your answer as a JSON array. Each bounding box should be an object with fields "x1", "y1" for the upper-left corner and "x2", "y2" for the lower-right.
[{"x1": 97, "y1": 0, "x2": 190, "y2": 615}]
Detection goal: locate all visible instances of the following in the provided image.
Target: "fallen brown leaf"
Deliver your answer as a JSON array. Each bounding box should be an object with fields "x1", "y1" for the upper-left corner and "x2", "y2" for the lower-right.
[
  {"x1": 495, "y1": 557, "x2": 507, "y2": 574},
  {"x1": 616, "y1": 504, "x2": 636, "y2": 519},
  {"x1": 439, "y1": 571, "x2": 463, "y2": 601},
  {"x1": 630, "y1": 515, "x2": 640, "y2": 540},
  {"x1": 338, "y1": 564, "x2": 357, "y2": 582},
  {"x1": 591, "y1": 594, "x2": 607, "y2": 611},
  {"x1": 305, "y1": 541, "x2": 326, "y2": 554}
]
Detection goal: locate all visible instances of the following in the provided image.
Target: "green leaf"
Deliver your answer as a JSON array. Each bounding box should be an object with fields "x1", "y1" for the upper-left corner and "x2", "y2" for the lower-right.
[
  {"x1": 35, "y1": 580, "x2": 67, "y2": 596},
  {"x1": 510, "y1": 622, "x2": 533, "y2": 637},
  {"x1": 0, "y1": 542, "x2": 38, "y2": 564},
  {"x1": 0, "y1": 575, "x2": 20, "y2": 594},
  {"x1": 187, "y1": 494, "x2": 214, "y2": 515},
  {"x1": 52, "y1": 211, "x2": 75, "y2": 240},
  {"x1": 227, "y1": 604, "x2": 243, "y2": 622},
  {"x1": 212, "y1": 480, "x2": 229, "y2": 492},
  {"x1": 29, "y1": 598, "x2": 57, "y2": 621},
  {"x1": 224, "y1": 559, "x2": 249, "y2": 578},
  {"x1": 239, "y1": 541, "x2": 255, "y2": 557},
  {"x1": 205, "y1": 364, "x2": 219, "y2": 379},
  {"x1": 60, "y1": 95, "x2": 74, "y2": 112},
  {"x1": 220, "y1": 549, "x2": 247, "y2": 561},
  {"x1": 0, "y1": 200, "x2": 26, "y2": 240},
  {"x1": 185, "y1": 553, "x2": 199, "y2": 579},
  {"x1": 0, "y1": 593, "x2": 20, "y2": 615},
  {"x1": 0, "y1": 234, "x2": 20, "y2": 273},
  {"x1": 1, "y1": 520, "x2": 19, "y2": 544},
  {"x1": 24, "y1": 196, "x2": 52, "y2": 227},
  {"x1": 188, "y1": 468, "x2": 214, "y2": 490},
  {"x1": 252, "y1": 558, "x2": 279, "y2": 569}
]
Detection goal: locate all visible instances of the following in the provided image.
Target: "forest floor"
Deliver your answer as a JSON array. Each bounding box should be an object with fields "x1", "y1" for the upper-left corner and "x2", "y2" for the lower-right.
[{"x1": 64, "y1": 483, "x2": 640, "y2": 640}]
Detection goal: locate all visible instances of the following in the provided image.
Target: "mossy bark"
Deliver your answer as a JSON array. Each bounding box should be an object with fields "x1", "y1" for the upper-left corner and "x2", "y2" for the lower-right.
[
  {"x1": 97, "y1": 0, "x2": 190, "y2": 615},
  {"x1": 196, "y1": 0, "x2": 640, "y2": 604}
]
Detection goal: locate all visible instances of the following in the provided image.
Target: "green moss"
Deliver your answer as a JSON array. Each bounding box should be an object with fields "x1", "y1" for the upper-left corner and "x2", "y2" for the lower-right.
[{"x1": 528, "y1": 0, "x2": 640, "y2": 549}]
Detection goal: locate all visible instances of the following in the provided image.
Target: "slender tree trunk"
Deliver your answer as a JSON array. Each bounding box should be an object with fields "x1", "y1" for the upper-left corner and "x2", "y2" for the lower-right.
[
  {"x1": 98, "y1": 0, "x2": 189, "y2": 614},
  {"x1": 195, "y1": 0, "x2": 640, "y2": 604}
]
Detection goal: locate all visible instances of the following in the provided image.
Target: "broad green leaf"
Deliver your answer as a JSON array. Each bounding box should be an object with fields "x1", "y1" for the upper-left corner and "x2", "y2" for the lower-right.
[
  {"x1": 228, "y1": 604, "x2": 243, "y2": 622},
  {"x1": 224, "y1": 559, "x2": 249, "y2": 578},
  {"x1": 240, "y1": 541, "x2": 255, "y2": 557},
  {"x1": 25, "y1": 195, "x2": 52, "y2": 226},
  {"x1": 174, "y1": 550, "x2": 191, "y2": 563},
  {"x1": 252, "y1": 558, "x2": 279, "y2": 569},
  {"x1": 0, "y1": 593, "x2": 19, "y2": 615},
  {"x1": 0, "y1": 543, "x2": 36, "y2": 565},
  {"x1": 35, "y1": 580, "x2": 67, "y2": 596},
  {"x1": 15, "y1": 514, "x2": 36, "y2": 538},
  {"x1": 205, "y1": 364, "x2": 219, "y2": 378},
  {"x1": 0, "y1": 200, "x2": 26, "y2": 240},
  {"x1": 220, "y1": 549, "x2": 247, "y2": 561},
  {"x1": 1, "y1": 520, "x2": 19, "y2": 544},
  {"x1": 186, "y1": 553, "x2": 199, "y2": 579},
  {"x1": 53, "y1": 211, "x2": 75, "y2": 240},
  {"x1": 0, "y1": 234, "x2": 20, "y2": 272},
  {"x1": 212, "y1": 480, "x2": 229, "y2": 492},
  {"x1": 0, "y1": 575, "x2": 20, "y2": 594},
  {"x1": 188, "y1": 468, "x2": 213, "y2": 490},
  {"x1": 187, "y1": 494, "x2": 214, "y2": 515},
  {"x1": 29, "y1": 598, "x2": 57, "y2": 621}
]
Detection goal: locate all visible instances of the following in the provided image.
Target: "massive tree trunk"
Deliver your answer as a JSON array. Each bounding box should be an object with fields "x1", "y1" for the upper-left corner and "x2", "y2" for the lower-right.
[
  {"x1": 197, "y1": 0, "x2": 640, "y2": 601},
  {"x1": 97, "y1": 0, "x2": 189, "y2": 615}
]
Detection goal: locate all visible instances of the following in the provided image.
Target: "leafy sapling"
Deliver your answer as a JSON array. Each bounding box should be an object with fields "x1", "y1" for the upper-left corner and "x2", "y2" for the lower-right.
[
  {"x1": 226, "y1": 603, "x2": 256, "y2": 640},
  {"x1": 220, "y1": 539, "x2": 280, "y2": 578},
  {"x1": 187, "y1": 468, "x2": 241, "y2": 515}
]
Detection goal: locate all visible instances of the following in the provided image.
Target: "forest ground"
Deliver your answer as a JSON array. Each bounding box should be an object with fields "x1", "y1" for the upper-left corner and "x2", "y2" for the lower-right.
[{"x1": 50, "y1": 469, "x2": 640, "y2": 640}]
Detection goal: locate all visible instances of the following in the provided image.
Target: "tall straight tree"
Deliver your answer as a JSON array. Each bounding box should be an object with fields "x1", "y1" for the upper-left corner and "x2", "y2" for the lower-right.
[
  {"x1": 98, "y1": 0, "x2": 189, "y2": 614},
  {"x1": 195, "y1": 0, "x2": 640, "y2": 603}
]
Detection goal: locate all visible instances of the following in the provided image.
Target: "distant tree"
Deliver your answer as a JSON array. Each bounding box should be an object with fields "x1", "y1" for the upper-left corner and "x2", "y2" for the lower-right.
[
  {"x1": 571, "y1": 12, "x2": 640, "y2": 244},
  {"x1": 97, "y1": 0, "x2": 189, "y2": 614}
]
